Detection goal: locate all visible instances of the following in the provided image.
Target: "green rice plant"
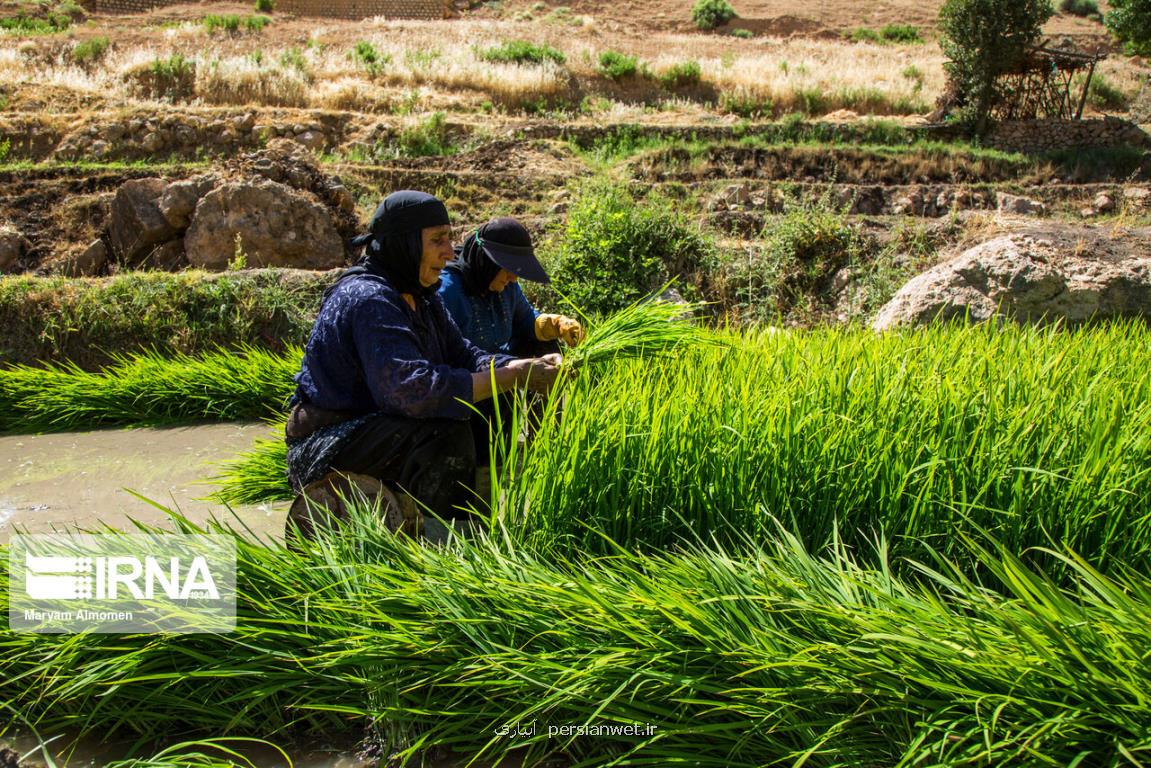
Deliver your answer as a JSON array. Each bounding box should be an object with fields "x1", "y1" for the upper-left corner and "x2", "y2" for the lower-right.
[
  {"x1": 497, "y1": 321, "x2": 1151, "y2": 574},
  {"x1": 597, "y1": 49, "x2": 638, "y2": 80},
  {"x1": 3, "y1": 508, "x2": 1151, "y2": 765},
  {"x1": 563, "y1": 294, "x2": 716, "y2": 368},
  {"x1": 478, "y1": 39, "x2": 566, "y2": 66},
  {"x1": 103, "y1": 738, "x2": 288, "y2": 767},
  {"x1": 211, "y1": 429, "x2": 290, "y2": 503},
  {"x1": 0, "y1": 346, "x2": 298, "y2": 434}
]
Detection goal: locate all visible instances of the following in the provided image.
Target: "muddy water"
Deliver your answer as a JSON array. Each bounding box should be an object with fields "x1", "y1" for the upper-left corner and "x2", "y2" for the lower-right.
[{"x1": 0, "y1": 422, "x2": 287, "y2": 543}]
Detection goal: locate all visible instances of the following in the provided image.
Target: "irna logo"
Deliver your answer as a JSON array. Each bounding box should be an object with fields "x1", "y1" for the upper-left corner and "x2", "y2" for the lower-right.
[{"x1": 25, "y1": 554, "x2": 220, "y2": 601}]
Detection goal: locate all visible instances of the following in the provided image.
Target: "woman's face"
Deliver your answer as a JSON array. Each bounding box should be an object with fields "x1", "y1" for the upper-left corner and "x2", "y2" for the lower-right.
[
  {"x1": 488, "y1": 269, "x2": 518, "y2": 293},
  {"x1": 418, "y1": 225, "x2": 454, "y2": 287}
]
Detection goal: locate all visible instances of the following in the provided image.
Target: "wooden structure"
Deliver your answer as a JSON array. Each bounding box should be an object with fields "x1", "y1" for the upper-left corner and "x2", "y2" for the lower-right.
[{"x1": 990, "y1": 45, "x2": 1106, "y2": 121}]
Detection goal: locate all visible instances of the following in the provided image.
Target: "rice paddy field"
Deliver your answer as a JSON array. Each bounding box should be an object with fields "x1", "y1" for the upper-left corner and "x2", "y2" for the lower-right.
[{"x1": 2, "y1": 312, "x2": 1151, "y2": 766}]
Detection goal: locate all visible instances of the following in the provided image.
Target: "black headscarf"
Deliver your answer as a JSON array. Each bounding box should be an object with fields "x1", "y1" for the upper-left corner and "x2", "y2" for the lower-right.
[
  {"x1": 344, "y1": 190, "x2": 451, "y2": 297},
  {"x1": 445, "y1": 229, "x2": 503, "y2": 297}
]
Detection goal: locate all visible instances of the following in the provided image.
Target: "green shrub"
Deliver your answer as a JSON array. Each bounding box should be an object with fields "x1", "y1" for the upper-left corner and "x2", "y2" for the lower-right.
[
  {"x1": 730, "y1": 27, "x2": 753, "y2": 39},
  {"x1": 141, "y1": 53, "x2": 197, "y2": 101},
  {"x1": 479, "y1": 39, "x2": 566, "y2": 65},
  {"x1": 0, "y1": 14, "x2": 70, "y2": 33},
  {"x1": 1106, "y1": 0, "x2": 1151, "y2": 55},
  {"x1": 720, "y1": 91, "x2": 773, "y2": 118},
  {"x1": 851, "y1": 24, "x2": 922, "y2": 43},
  {"x1": 1059, "y1": 0, "x2": 1100, "y2": 16},
  {"x1": 879, "y1": 24, "x2": 922, "y2": 42},
  {"x1": 1085, "y1": 74, "x2": 1131, "y2": 112},
  {"x1": 849, "y1": 27, "x2": 882, "y2": 43},
  {"x1": 691, "y1": 0, "x2": 735, "y2": 30},
  {"x1": 0, "y1": 138, "x2": 10, "y2": 164},
  {"x1": 598, "y1": 50, "x2": 637, "y2": 80},
  {"x1": 279, "y1": 47, "x2": 307, "y2": 72},
  {"x1": 71, "y1": 36, "x2": 110, "y2": 65},
  {"x1": 395, "y1": 112, "x2": 453, "y2": 158},
  {"x1": 658, "y1": 60, "x2": 701, "y2": 89},
  {"x1": 725, "y1": 190, "x2": 863, "y2": 320},
  {"x1": 939, "y1": 0, "x2": 1053, "y2": 131},
  {"x1": 202, "y1": 14, "x2": 269, "y2": 34},
  {"x1": 202, "y1": 14, "x2": 240, "y2": 33},
  {"x1": 350, "y1": 40, "x2": 388, "y2": 77},
  {"x1": 244, "y1": 14, "x2": 271, "y2": 31},
  {"x1": 254, "y1": 0, "x2": 274, "y2": 11},
  {"x1": 542, "y1": 180, "x2": 714, "y2": 316}
]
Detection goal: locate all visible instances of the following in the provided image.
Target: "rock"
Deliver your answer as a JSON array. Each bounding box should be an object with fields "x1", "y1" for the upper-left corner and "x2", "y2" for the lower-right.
[
  {"x1": 292, "y1": 131, "x2": 325, "y2": 152},
  {"x1": 0, "y1": 225, "x2": 28, "y2": 272},
  {"x1": 872, "y1": 233, "x2": 1151, "y2": 330},
  {"x1": 996, "y1": 193, "x2": 1047, "y2": 216},
  {"x1": 66, "y1": 238, "x2": 110, "y2": 276},
  {"x1": 141, "y1": 131, "x2": 164, "y2": 153},
  {"x1": 1094, "y1": 193, "x2": 1115, "y2": 214},
  {"x1": 109, "y1": 178, "x2": 176, "y2": 265},
  {"x1": 719, "y1": 183, "x2": 752, "y2": 208},
  {"x1": 103, "y1": 123, "x2": 126, "y2": 142},
  {"x1": 1123, "y1": 187, "x2": 1151, "y2": 209},
  {"x1": 140, "y1": 238, "x2": 187, "y2": 271},
  {"x1": 233, "y1": 113, "x2": 255, "y2": 133},
  {"x1": 831, "y1": 267, "x2": 854, "y2": 295},
  {"x1": 327, "y1": 183, "x2": 355, "y2": 213},
  {"x1": 184, "y1": 180, "x2": 344, "y2": 270},
  {"x1": 158, "y1": 174, "x2": 219, "y2": 230}
]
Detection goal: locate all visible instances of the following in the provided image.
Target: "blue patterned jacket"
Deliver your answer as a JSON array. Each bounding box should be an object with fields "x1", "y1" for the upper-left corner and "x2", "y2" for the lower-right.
[{"x1": 292, "y1": 273, "x2": 513, "y2": 421}]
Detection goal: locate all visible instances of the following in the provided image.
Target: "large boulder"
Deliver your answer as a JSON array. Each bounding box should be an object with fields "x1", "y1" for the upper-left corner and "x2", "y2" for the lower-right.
[
  {"x1": 157, "y1": 173, "x2": 219, "y2": 230},
  {"x1": 0, "y1": 224, "x2": 29, "y2": 272},
  {"x1": 109, "y1": 178, "x2": 176, "y2": 266},
  {"x1": 184, "y1": 179, "x2": 344, "y2": 270},
  {"x1": 873, "y1": 232, "x2": 1151, "y2": 329}
]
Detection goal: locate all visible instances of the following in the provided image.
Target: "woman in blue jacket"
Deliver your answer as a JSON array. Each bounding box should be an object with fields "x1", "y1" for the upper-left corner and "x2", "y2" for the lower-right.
[
  {"x1": 285, "y1": 193, "x2": 561, "y2": 529},
  {"x1": 437, "y1": 217, "x2": 583, "y2": 356}
]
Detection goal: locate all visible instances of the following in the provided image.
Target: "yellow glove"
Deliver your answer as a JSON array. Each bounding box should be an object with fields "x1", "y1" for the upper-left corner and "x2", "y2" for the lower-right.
[{"x1": 535, "y1": 313, "x2": 584, "y2": 347}]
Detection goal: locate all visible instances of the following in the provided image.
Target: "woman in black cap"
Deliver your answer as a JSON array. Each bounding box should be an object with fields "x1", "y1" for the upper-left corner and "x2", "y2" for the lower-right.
[
  {"x1": 284, "y1": 191, "x2": 562, "y2": 532},
  {"x1": 438, "y1": 217, "x2": 583, "y2": 357}
]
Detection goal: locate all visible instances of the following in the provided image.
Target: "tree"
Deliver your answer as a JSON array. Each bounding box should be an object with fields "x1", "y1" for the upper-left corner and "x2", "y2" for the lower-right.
[
  {"x1": 938, "y1": 0, "x2": 1054, "y2": 132},
  {"x1": 1106, "y1": 0, "x2": 1151, "y2": 56}
]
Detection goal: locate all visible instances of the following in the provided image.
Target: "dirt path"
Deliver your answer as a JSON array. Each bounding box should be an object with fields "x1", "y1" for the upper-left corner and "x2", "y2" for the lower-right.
[{"x1": 0, "y1": 422, "x2": 286, "y2": 543}]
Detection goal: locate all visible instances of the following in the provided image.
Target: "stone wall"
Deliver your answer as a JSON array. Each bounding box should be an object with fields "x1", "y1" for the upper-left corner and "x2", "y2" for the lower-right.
[
  {"x1": 986, "y1": 117, "x2": 1151, "y2": 155},
  {"x1": 84, "y1": 0, "x2": 445, "y2": 18}
]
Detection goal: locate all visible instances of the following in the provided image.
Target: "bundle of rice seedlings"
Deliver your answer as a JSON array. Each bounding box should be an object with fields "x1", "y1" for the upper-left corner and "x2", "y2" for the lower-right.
[
  {"x1": 210, "y1": 428, "x2": 291, "y2": 504},
  {"x1": 562, "y1": 294, "x2": 717, "y2": 368},
  {"x1": 0, "y1": 346, "x2": 297, "y2": 434}
]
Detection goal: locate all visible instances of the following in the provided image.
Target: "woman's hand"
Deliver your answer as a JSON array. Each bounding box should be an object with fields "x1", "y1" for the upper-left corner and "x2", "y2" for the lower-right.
[{"x1": 507, "y1": 355, "x2": 563, "y2": 394}]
